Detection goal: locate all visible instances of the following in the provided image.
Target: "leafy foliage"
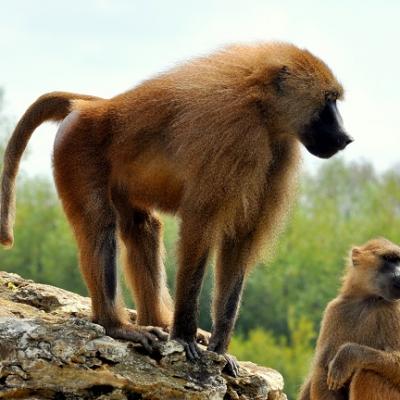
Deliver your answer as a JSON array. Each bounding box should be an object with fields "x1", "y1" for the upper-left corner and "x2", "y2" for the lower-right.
[
  {"x1": 0, "y1": 176, "x2": 85, "y2": 294},
  {"x1": 230, "y1": 314, "x2": 315, "y2": 398}
]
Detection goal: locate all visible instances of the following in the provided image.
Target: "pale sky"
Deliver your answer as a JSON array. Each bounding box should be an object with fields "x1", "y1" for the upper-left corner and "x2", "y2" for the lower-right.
[{"x1": 1, "y1": 0, "x2": 399, "y2": 176}]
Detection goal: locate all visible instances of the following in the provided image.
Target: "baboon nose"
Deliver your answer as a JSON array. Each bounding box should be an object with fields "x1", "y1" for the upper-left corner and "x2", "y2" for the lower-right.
[{"x1": 339, "y1": 135, "x2": 353, "y2": 150}]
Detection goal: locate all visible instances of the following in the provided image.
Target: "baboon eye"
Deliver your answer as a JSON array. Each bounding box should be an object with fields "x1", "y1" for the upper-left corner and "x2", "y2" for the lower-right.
[{"x1": 382, "y1": 254, "x2": 400, "y2": 263}]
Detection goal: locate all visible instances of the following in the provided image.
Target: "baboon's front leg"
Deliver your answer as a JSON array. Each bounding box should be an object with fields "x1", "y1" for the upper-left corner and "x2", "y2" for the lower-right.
[
  {"x1": 328, "y1": 343, "x2": 400, "y2": 390},
  {"x1": 170, "y1": 215, "x2": 210, "y2": 360},
  {"x1": 207, "y1": 234, "x2": 250, "y2": 376}
]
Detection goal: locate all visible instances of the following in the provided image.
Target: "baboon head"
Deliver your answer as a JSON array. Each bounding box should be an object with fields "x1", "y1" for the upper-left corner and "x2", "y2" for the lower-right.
[
  {"x1": 347, "y1": 238, "x2": 400, "y2": 301},
  {"x1": 269, "y1": 45, "x2": 353, "y2": 158}
]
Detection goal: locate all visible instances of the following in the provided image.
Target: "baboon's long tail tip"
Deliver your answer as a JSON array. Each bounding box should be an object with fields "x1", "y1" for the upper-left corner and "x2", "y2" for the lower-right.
[
  {"x1": 0, "y1": 226, "x2": 14, "y2": 249},
  {"x1": 0, "y1": 91, "x2": 103, "y2": 252},
  {"x1": 0, "y1": 235, "x2": 13, "y2": 249}
]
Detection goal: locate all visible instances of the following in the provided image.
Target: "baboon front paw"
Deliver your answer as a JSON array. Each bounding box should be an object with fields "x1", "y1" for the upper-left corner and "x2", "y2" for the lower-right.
[
  {"x1": 207, "y1": 339, "x2": 240, "y2": 377},
  {"x1": 171, "y1": 336, "x2": 202, "y2": 360},
  {"x1": 222, "y1": 354, "x2": 240, "y2": 377},
  {"x1": 106, "y1": 324, "x2": 167, "y2": 353},
  {"x1": 327, "y1": 357, "x2": 353, "y2": 391}
]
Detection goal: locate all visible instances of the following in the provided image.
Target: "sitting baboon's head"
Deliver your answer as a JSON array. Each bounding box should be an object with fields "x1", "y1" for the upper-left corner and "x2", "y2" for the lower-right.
[{"x1": 342, "y1": 238, "x2": 400, "y2": 302}]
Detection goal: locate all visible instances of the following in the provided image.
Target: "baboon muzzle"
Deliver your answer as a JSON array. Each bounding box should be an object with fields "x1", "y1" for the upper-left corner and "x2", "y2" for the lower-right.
[{"x1": 301, "y1": 99, "x2": 353, "y2": 159}]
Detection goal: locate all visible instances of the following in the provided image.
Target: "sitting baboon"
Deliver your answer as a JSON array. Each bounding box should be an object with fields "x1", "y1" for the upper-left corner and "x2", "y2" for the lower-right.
[
  {"x1": 0, "y1": 42, "x2": 352, "y2": 375},
  {"x1": 299, "y1": 238, "x2": 400, "y2": 399}
]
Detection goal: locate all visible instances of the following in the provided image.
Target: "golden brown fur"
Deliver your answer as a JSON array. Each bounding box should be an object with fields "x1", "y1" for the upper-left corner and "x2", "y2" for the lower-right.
[
  {"x1": 0, "y1": 42, "x2": 347, "y2": 372},
  {"x1": 299, "y1": 238, "x2": 400, "y2": 399}
]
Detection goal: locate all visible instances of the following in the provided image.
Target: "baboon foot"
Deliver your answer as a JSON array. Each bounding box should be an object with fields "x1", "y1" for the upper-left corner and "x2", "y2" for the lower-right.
[
  {"x1": 222, "y1": 354, "x2": 240, "y2": 377},
  {"x1": 170, "y1": 335, "x2": 202, "y2": 360},
  {"x1": 106, "y1": 323, "x2": 168, "y2": 353},
  {"x1": 207, "y1": 338, "x2": 240, "y2": 377}
]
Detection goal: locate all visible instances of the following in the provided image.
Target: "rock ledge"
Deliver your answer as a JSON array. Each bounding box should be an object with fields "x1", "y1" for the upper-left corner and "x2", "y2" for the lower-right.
[{"x1": 0, "y1": 271, "x2": 286, "y2": 399}]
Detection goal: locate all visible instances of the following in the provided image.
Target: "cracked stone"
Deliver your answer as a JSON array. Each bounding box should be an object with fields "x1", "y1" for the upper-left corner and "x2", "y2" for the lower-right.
[{"x1": 0, "y1": 271, "x2": 287, "y2": 399}]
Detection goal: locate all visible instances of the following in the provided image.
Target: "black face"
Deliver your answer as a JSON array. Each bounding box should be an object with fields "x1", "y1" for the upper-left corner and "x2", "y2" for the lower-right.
[
  {"x1": 377, "y1": 253, "x2": 400, "y2": 301},
  {"x1": 300, "y1": 99, "x2": 353, "y2": 159}
]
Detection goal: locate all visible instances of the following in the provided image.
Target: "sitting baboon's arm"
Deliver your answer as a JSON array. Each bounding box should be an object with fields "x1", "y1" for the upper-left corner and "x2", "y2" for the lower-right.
[
  {"x1": 310, "y1": 365, "x2": 348, "y2": 400},
  {"x1": 328, "y1": 342, "x2": 400, "y2": 390},
  {"x1": 306, "y1": 345, "x2": 348, "y2": 400}
]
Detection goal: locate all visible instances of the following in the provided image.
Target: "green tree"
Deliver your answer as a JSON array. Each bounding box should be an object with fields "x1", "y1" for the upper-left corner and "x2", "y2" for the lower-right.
[
  {"x1": 230, "y1": 313, "x2": 315, "y2": 399},
  {"x1": 0, "y1": 176, "x2": 85, "y2": 294}
]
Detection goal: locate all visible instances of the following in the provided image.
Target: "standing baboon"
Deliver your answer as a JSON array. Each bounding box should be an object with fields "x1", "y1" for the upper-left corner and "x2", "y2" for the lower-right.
[
  {"x1": 0, "y1": 42, "x2": 352, "y2": 375},
  {"x1": 299, "y1": 238, "x2": 400, "y2": 399}
]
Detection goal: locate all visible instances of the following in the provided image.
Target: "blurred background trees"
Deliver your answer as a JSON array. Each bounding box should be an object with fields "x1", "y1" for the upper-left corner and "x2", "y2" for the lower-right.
[{"x1": 1, "y1": 92, "x2": 399, "y2": 399}]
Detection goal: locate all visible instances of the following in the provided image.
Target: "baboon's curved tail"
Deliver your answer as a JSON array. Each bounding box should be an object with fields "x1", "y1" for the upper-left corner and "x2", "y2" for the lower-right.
[{"x1": 0, "y1": 91, "x2": 101, "y2": 248}]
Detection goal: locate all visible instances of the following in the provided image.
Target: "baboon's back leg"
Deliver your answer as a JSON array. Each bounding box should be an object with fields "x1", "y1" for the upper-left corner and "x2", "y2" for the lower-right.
[
  {"x1": 53, "y1": 115, "x2": 166, "y2": 350},
  {"x1": 350, "y1": 370, "x2": 400, "y2": 400},
  {"x1": 73, "y1": 209, "x2": 121, "y2": 328},
  {"x1": 57, "y1": 188, "x2": 167, "y2": 348},
  {"x1": 111, "y1": 189, "x2": 173, "y2": 328}
]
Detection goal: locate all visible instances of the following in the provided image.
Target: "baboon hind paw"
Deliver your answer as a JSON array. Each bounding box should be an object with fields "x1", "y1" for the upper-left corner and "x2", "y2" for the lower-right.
[
  {"x1": 106, "y1": 324, "x2": 168, "y2": 353},
  {"x1": 222, "y1": 354, "x2": 240, "y2": 377}
]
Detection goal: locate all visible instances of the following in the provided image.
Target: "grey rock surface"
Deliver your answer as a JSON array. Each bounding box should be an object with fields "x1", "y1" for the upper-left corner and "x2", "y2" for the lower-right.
[{"x1": 0, "y1": 271, "x2": 287, "y2": 399}]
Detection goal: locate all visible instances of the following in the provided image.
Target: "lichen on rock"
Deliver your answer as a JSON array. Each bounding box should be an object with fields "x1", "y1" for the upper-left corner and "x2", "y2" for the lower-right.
[{"x1": 0, "y1": 271, "x2": 286, "y2": 399}]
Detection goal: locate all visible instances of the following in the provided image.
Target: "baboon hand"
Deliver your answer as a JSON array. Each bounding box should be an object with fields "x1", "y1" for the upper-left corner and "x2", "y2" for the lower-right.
[
  {"x1": 106, "y1": 324, "x2": 168, "y2": 353},
  {"x1": 327, "y1": 344, "x2": 357, "y2": 390},
  {"x1": 172, "y1": 337, "x2": 202, "y2": 360}
]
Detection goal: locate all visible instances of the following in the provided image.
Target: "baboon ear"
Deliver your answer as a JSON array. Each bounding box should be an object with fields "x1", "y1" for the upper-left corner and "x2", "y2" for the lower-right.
[
  {"x1": 351, "y1": 247, "x2": 361, "y2": 266},
  {"x1": 273, "y1": 65, "x2": 290, "y2": 94}
]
